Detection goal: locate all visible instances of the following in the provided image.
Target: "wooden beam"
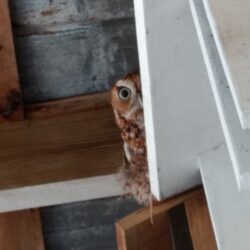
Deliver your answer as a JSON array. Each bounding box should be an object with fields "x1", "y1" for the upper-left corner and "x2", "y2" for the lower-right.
[
  {"x1": 116, "y1": 188, "x2": 202, "y2": 250},
  {"x1": 0, "y1": 0, "x2": 23, "y2": 121},
  {"x1": 24, "y1": 92, "x2": 110, "y2": 119},
  {"x1": 0, "y1": 92, "x2": 122, "y2": 190},
  {"x1": 184, "y1": 191, "x2": 217, "y2": 250},
  {"x1": 0, "y1": 209, "x2": 45, "y2": 250}
]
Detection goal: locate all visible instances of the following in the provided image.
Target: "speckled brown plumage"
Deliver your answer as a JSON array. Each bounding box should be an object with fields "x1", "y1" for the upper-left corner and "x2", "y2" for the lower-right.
[{"x1": 110, "y1": 72, "x2": 151, "y2": 205}]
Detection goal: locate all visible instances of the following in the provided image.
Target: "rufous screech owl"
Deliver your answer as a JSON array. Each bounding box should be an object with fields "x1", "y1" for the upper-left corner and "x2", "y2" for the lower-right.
[{"x1": 110, "y1": 71, "x2": 151, "y2": 205}]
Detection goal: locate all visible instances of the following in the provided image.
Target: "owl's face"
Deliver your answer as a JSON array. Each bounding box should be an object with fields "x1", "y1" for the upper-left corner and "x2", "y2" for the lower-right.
[{"x1": 111, "y1": 72, "x2": 142, "y2": 116}]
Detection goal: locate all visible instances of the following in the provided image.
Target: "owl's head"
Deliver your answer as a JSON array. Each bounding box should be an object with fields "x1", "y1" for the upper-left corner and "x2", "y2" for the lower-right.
[{"x1": 111, "y1": 72, "x2": 142, "y2": 115}]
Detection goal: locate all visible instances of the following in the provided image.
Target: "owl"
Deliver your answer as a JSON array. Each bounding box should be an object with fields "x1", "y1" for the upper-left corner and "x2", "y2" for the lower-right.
[{"x1": 110, "y1": 71, "x2": 151, "y2": 205}]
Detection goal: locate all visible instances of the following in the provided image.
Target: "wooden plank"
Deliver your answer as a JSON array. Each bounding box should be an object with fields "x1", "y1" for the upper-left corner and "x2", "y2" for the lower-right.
[
  {"x1": 116, "y1": 188, "x2": 202, "y2": 250},
  {"x1": 24, "y1": 92, "x2": 110, "y2": 119},
  {"x1": 133, "y1": 0, "x2": 223, "y2": 200},
  {"x1": 0, "y1": 0, "x2": 23, "y2": 121},
  {"x1": 0, "y1": 92, "x2": 122, "y2": 190},
  {"x1": 190, "y1": 0, "x2": 250, "y2": 191},
  {"x1": 203, "y1": 0, "x2": 250, "y2": 129},
  {"x1": 185, "y1": 192, "x2": 216, "y2": 250},
  {"x1": 0, "y1": 209, "x2": 44, "y2": 250},
  {"x1": 116, "y1": 210, "x2": 173, "y2": 250}
]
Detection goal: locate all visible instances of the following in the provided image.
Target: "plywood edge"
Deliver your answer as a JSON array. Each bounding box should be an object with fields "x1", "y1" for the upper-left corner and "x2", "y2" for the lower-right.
[{"x1": 117, "y1": 187, "x2": 202, "y2": 231}]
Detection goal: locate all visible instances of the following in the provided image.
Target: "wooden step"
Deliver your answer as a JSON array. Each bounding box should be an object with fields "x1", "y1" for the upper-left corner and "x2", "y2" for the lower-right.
[
  {"x1": 199, "y1": 144, "x2": 250, "y2": 250},
  {"x1": 202, "y1": 0, "x2": 250, "y2": 129},
  {"x1": 190, "y1": 0, "x2": 250, "y2": 190}
]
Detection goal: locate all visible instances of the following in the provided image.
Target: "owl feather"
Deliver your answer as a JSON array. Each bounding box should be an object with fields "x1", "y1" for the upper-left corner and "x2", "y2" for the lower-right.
[{"x1": 111, "y1": 72, "x2": 151, "y2": 205}]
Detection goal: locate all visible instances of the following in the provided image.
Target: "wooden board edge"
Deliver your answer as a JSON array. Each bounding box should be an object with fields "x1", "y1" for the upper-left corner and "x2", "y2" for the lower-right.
[
  {"x1": 24, "y1": 92, "x2": 111, "y2": 119},
  {"x1": 184, "y1": 190, "x2": 217, "y2": 250},
  {"x1": 116, "y1": 187, "x2": 202, "y2": 231}
]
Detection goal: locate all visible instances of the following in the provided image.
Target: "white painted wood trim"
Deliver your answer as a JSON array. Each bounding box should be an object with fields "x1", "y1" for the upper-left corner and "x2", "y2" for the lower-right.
[
  {"x1": 133, "y1": 0, "x2": 161, "y2": 200},
  {"x1": 0, "y1": 175, "x2": 124, "y2": 213},
  {"x1": 134, "y1": 0, "x2": 223, "y2": 199},
  {"x1": 199, "y1": 144, "x2": 250, "y2": 250},
  {"x1": 190, "y1": 0, "x2": 250, "y2": 190},
  {"x1": 202, "y1": 0, "x2": 250, "y2": 129}
]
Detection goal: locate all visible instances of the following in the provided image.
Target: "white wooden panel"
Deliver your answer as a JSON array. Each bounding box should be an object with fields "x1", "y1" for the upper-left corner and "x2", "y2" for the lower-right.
[
  {"x1": 190, "y1": 0, "x2": 250, "y2": 190},
  {"x1": 0, "y1": 175, "x2": 123, "y2": 213},
  {"x1": 203, "y1": 0, "x2": 250, "y2": 129},
  {"x1": 134, "y1": 0, "x2": 224, "y2": 199},
  {"x1": 199, "y1": 144, "x2": 250, "y2": 250}
]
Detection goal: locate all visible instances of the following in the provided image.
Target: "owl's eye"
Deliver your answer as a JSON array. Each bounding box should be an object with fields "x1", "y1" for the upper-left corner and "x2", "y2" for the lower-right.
[{"x1": 118, "y1": 87, "x2": 131, "y2": 101}]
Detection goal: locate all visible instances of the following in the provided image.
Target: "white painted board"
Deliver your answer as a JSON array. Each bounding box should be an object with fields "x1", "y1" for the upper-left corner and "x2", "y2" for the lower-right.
[
  {"x1": 134, "y1": 0, "x2": 224, "y2": 200},
  {"x1": 190, "y1": 0, "x2": 250, "y2": 190},
  {"x1": 0, "y1": 175, "x2": 123, "y2": 213},
  {"x1": 202, "y1": 0, "x2": 250, "y2": 129},
  {"x1": 199, "y1": 144, "x2": 250, "y2": 250}
]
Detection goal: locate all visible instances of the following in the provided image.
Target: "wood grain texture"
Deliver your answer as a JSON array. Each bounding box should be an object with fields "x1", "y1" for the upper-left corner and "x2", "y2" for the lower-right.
[
  {"x1": 185, "y1": 191, "x2": 216, "y2": 250},
  {"x1": 0, "y1": 0, "x2": 23, "y2": 121},
  {"x1": 116, "y1": 210, "x2": 172, "y2": 250},
  {"x1": 0, "y1": 209, "x2": 44, "y2": 250},
  {"x1": 0, "y1": 92, "x2": 122, "y2": 190},
  {"x1": 116, "y1": 188, "x2": 202, "y2": 250},
  {"x1": 24, "y1": 92, "x2": 110, "y2": 119}
]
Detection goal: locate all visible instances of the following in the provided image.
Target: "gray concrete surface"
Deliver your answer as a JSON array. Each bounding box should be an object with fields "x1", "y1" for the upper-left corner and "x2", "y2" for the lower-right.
[
  {"x1": 9, "y1": 0, "x2": 139, "y2": 103},
  {"x1": 41, "y1": 197, "x2": 141, "y2": 250}
]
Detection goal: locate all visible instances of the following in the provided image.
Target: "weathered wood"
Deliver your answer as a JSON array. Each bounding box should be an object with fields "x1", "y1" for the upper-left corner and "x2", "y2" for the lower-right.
[
  {"x1": 42, "y1": 197, "x2": 140, "y2": 250},
  {"x1": 185, "y1": 191, "x2": 216, "y2": 250},
  {"x1": 0, "y1": 209, "x2": 45, "y2": 250},
  {"x1": 0, "y1": 92, "x2": 122, "y2": 190},
  {"x1": 116, "y1": 188, "x2": 202, "y2": 250},
  {"x1": 0, "y1": 0, "x2": 23, "y2": 121}
]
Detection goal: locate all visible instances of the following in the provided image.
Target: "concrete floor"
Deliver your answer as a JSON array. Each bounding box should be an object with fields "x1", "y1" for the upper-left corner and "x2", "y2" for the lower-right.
[
  {"x1": 41, "y1": 197, "x2": 141, "y2": 250},
  {"x1": 41, "y1": 198, "x2": 193, "y2": 250}
]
